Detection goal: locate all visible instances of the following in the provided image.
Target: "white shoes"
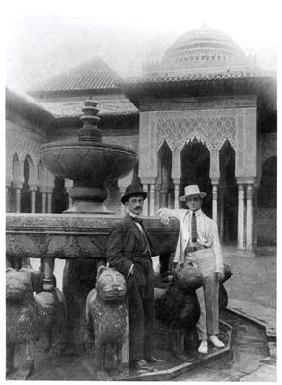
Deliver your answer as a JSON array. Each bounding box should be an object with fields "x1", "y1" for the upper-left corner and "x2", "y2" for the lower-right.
[
  {"x1": 198, "y1": 336, "x2": 225, "y2": 354},
  {"x1": 209, "y1": 335, "x2": 225, "y2": 348},
  {"x1": 197, "y1": 340, "x2": 208, "y2": 354}
]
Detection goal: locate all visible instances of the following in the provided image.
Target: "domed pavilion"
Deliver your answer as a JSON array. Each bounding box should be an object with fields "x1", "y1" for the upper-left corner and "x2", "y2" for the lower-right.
[{"x1": 6, "y1": 26, "x2": 276, "y2": 251}]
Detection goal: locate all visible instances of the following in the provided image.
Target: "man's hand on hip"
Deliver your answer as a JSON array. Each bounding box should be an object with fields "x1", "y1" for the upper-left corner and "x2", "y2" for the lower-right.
[{"x1": 127, "y1": 264, "x2": 134, "y2": 277}]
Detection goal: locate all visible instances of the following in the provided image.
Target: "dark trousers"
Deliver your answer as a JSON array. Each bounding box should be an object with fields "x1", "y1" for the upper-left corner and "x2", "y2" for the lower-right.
[{"x1": 127, "y1": 269, "x2": 155, "y2": 363}]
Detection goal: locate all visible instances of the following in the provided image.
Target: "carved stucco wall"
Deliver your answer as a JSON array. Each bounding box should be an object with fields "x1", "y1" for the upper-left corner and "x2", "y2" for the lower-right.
[{"x1": 138, "y1": 105, "x2": 257, "y2": 182}]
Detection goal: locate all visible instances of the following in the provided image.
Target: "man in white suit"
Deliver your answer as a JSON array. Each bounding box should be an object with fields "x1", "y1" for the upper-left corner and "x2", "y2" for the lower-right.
[{"x1": 158, "y1": 184, "x2": 225, "y2": 354}]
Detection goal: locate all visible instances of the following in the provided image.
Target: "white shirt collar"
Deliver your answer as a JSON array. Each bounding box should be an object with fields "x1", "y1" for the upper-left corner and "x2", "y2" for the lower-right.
[
  {"x1": 128, "y1": 211, "x2": 141, "y2": 219},
  {"x1": 188, "y1": 208, "x2": 203, "y2": 217}
]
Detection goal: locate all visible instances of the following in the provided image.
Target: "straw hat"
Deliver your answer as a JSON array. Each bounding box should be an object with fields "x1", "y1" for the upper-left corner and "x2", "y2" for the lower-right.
[{"x1": 179, "y1": 184, "x2": 206, "y2": 202}]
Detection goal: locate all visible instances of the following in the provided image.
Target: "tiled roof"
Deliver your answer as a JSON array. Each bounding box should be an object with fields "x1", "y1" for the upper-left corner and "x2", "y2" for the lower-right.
[
  {"x1": 28, "y1": 57, "x2": 121, "y2": 95},
  {"x1": 128, "y1": 68, "x2": 274, "y2": 85},
  {"x1": 37, "y1": 99, "x2": 139, "y2": 118},
  {"x1": 6, "y1": 88, "x2": 55, "y2": 123}
]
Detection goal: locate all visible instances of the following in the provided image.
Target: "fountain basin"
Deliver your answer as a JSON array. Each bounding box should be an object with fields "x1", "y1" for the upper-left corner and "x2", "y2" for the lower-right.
[
  {"x1": 41, "y1": 141, "x2": 136, "y2": 213},
  {"x1": 41, "y1": 141, "x2": 136, "y2": 183}
]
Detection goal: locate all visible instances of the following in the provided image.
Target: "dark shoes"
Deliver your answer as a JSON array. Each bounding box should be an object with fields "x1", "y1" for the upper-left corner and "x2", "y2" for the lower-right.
[
  {"x1": 145, "y1": 356, "x2": 165, "y2": 364},
  {"x1": 161, "y1": 270, "x2": 174, "y2": 283},
  {"x1": 129, "y1": 359, "x2": 158, "y2": 375}
]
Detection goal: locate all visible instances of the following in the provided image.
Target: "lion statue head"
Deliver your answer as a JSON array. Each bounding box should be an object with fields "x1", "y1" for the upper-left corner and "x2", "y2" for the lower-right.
[{"x1": 96, "y1": 266, "x2": 126, "y2": 302}]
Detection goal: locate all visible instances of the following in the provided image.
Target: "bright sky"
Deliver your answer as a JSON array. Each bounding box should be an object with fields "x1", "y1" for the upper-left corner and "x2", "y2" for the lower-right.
[{"x1": 4, "y1": 0, "x2": 278, "y2": 94}]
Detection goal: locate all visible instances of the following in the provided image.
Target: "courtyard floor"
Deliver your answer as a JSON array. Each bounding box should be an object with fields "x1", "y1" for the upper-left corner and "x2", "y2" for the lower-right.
[
  {"x1": 175, "y1": 246, "x2": 277, "y2": 382},
  {"x1": 31, "y1": 246, "x2": 277, "y2": 382}
]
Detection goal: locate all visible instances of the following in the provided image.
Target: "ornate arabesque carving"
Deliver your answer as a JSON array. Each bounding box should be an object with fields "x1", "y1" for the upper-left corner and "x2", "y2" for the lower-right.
[{"x1": 156, "y1": 115, "x2": 236, "y2": 152}]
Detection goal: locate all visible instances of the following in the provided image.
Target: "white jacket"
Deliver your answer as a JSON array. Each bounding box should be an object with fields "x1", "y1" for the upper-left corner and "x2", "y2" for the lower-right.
[{"x1": 162, "y1": 208, "x2": 224, "y2": 274}]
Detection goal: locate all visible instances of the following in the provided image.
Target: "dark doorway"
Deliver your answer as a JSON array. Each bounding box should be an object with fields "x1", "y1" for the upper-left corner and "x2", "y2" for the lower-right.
[
  {"x1": 157, "y1": 141, "x2": 173, "y2": 208},
  {"x1": 180, "y1": 140, "x2": 211, "y2": 217},
  {"x1": 219, "y1": 140, "x2": 237, "y2": 244},
  {"x1": 256, "y1": 156, "x2": 277, "y2": 246},
  {"x1": 21, "y1": 157, "x2": 32, "y2": 213}
]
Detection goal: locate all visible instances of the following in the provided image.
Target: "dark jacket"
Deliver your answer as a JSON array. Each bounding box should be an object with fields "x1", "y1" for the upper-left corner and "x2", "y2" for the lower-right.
[
  {"x1": 106, "y1": 214, "x2": 155, "y2": 280},
  {"x1": 106, "y1": 213, "x2": 156, "y2": 362}
]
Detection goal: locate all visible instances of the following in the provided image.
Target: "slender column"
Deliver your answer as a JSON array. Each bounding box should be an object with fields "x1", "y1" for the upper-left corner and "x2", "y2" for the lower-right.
[
  {"x1": 173, "y1": 179, "x2": 180, "y2": 209},
  {"x1": 212, "y1": 185, "x2": 218, "y2": 224},
  {"x1": 14, "y1": 183, "x2": 23, "y2": 213},
  {"x1": 31, "y1": 190, "x2": 36, "y2": 213},
  {"x1": 29, "y1": 185, "x2": 38, "y2": 214},
  {"x1": 174, "y1": 186, "x2": 179, "y2": 209},
  {"x1": 172, "y1": 150, "x2": 181, "y2": 210},
  {"x1": 41, "y1": 192, "x2": 47, "y2": 213},
  {"x1": 47, "y1": 192, "x2": 52, "y2": 213},
  {"x1": 237, "y1": 184, "x2": 245, "y2": 250},
  {"x1": 246, "y1": 184, "x2": 254, "y2": 251},
  {"x1": 211, "y1": 179, "x2": 219, "y2": 225},
  {"x1": 149, "y1": 183, "x2": 155, "y2": 216},
  {"x1": 252, "y1": 185, "x2": 258, "y2": 249},
  {"x1": 210, "y1": 149, "x2": 220, "y2": 226},
  {"x1": 142, "y1": 184, "x2": 149, "y2": 216},
  {"x1": 219, "y1": 186, "x2": 225, "y2": 240}
]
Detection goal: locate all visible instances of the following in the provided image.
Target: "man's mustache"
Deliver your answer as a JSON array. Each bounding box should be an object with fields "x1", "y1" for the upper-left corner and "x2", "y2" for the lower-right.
[{"x1": 134, "y1": 206, "x2": 142, "y2": 209}]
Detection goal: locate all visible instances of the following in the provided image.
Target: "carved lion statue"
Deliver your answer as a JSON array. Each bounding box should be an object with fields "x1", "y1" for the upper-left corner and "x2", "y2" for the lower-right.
[
  {"x1": 6, "y1": 263, "x2": 66, "y2": 380},
  {"x1": 86, "y1": 266, "x2": 127, "y2": 380}
]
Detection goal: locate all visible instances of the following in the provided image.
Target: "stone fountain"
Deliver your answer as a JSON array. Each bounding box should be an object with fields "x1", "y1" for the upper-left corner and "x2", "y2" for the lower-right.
[{"x1": 41, "y1": 99, "x2": 136, "y2": 214}]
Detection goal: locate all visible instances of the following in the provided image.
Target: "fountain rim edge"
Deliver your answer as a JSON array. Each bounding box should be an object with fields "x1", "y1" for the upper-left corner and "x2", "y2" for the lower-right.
[{"x1": 40, "y1": 141, "x2": 137, "y2": 155}]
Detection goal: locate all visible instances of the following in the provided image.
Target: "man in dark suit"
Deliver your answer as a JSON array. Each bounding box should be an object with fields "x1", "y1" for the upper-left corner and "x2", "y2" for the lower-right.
[{"x1": 106, "y1": 183, "x2": 162, "y2": 374}]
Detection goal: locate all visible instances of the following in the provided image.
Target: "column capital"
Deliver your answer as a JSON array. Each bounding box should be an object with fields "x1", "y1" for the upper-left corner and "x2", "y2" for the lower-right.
[
  {"x1": 246, "y1": 184, "x2": 254, "y2": 200},
  {"x1": 172, "y1": 178, "x2": 181, "y2": 185},
  {"x1": 238, "y1": 184, "x2": 244, "y2": 192},
  {"x1": 40, "y1": 186, "x2": 54, "y2": 193},
  {"x1": 6, "y1": 179, "x2": 13, "y2": 188},
  {"x1": 211, "y1": 178, "x2": 219, "y2": 185},
  {"x1": 236, "y1": 177, "x2": 256, "y2": 185},
  {"x1": 140, "y1": 177, "x2": 156, "y2": 185},
  {"x1": 29, "y1": 184, "x2": 38, "y2": 192},
  {"x1": 13, "y1": 181, "x2": 24, "y2": 189}
]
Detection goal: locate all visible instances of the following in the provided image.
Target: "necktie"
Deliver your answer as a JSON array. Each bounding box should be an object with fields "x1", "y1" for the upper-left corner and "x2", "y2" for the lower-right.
[
  {"x1": 191, "y1": 211, "x2": 197, "y2": 243},
  {"x1": 132, "y1": 216, "x2": 143, "y2": 225},
  {"x1": 131, "y1": 216, "x2": 152, "y2": 256}
]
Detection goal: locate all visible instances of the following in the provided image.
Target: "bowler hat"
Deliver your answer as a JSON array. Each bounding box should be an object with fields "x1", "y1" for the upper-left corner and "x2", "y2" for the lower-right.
[
  {"x1": 121, "y1": 183, "x2": 147, "y2": 204},
  {"x1": 179, "y1": 184, "x2": 206, "y2": 202}
]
